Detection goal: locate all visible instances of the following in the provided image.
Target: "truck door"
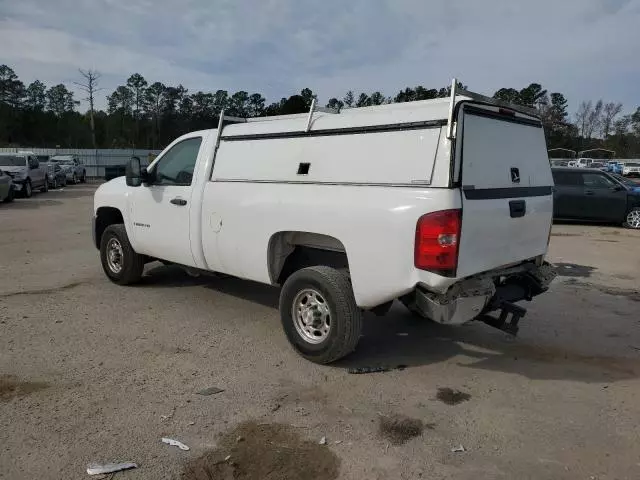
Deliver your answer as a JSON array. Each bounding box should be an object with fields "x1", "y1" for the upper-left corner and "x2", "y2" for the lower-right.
[
  {"x1": 579, "y1": 171, "x2": 627, "y2": 222},
  {"x1": 552, "y1": 170, "x2": 585, "y2": 219},
  {"x1": 28, "y1": 156, "x2": 45, "y2": 188},
  {"x1": 129, "y1": 136, "x2": 203, "y2": 267}
]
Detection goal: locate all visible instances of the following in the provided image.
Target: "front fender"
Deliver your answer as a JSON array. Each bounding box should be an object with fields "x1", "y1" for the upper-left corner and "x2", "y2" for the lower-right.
[{"x1": 93, "y1": 177, "x2": 136, "y2": 247}]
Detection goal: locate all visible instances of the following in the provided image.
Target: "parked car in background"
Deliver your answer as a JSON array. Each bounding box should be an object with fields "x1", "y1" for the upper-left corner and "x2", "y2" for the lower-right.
[
  {"x1": 47, "y1": 163, "x2": 67, "y2": 189},
  {"x1": 550, "y1": 159, "x2": 569, "y2": 167},
  {"x1": 605, "y1": 161, "x2": 623, "y2": 174},
  {"x1": 622, "y1": 162, "x2": 640, "y2": 178},
  {"x1": 589, "y1": 161, "x2": 606, "y2": 170},
  {"x1": 0, "y1": 168, "x2": 15, "y2": 203},
  {"x1": 50, "y1": 155, "x2": 86, "y2": 183},
  {"x1": 0, "y1": 153, "x2": 48, "y2": 197},
  {"x1": 567, "y1": 160, "x2": 578, "y2": 167},
  {"x1": 552, "y1": 167, "x2": 640, "y2": 229},
  {"x1": 575, "y1": 157, "x2": 593, "y2": 168}
]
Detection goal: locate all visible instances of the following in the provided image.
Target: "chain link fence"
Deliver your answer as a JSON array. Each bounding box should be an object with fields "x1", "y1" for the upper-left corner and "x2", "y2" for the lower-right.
[{"x1": 0, "y1": 147, "x2": 161, "y2": 180}]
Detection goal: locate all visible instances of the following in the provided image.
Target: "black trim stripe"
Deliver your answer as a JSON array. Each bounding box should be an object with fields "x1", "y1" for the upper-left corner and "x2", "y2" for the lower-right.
[
  {"x1": 464, "y1": 105, "x2": 542, "y2": 128},
  {"x1": 221, "y1": 119, "x2": 447, "y2": 142},
  {"x1": 463, "y1": 185, "x2": 552, "y2": 200}
]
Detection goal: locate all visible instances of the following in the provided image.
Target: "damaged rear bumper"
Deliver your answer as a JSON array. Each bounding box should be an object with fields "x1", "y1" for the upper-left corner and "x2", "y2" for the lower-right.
[{"x1": 406, "y1": 261, "x2": 556, "y2": 329}]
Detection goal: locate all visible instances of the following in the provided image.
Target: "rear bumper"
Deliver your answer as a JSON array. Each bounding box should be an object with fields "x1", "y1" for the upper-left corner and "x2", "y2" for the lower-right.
[{"x1": 408, "y1": 261, "x2": 556, "y2": 325}]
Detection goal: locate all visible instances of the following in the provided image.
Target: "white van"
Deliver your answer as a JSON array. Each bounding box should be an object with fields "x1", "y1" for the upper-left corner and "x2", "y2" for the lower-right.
[{"x1": 93, "y1": 80, "x2": 556, "y2": 364}]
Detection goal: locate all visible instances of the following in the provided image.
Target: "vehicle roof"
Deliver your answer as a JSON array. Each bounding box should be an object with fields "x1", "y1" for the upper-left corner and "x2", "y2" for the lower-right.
[{"x1": 219, "y1": 95, "x2": 529, "y2": 138}]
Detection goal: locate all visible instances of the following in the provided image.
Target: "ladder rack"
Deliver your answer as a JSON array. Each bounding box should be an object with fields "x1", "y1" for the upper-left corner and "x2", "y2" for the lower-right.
[
  {"x1": 446, "y1": 77, "x2": 540, "y2": 140},
  {"x1": 306, "y1": 98, "x2": 339, "y2": 132}
]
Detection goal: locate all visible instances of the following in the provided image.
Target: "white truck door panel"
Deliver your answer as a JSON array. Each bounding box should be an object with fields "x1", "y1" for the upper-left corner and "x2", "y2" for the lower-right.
[
  {"x1": 130, "y1": 136, "x2": 203, "y2": 267},
  {"x1": 456, "y1": 105, "x2": 553, "y2": 278}
]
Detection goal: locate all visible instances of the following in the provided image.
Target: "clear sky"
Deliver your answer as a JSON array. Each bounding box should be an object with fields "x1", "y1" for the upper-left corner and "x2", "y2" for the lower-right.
[{"x1": 0, "y1": 0, "x2": 638, "y2": 114}]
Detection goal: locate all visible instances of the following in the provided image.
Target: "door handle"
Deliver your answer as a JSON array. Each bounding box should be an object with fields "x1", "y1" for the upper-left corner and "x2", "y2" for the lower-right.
[
  {"x1": 170, "y1": 198, "x2": 187, "y2": 206},
  {"x1": 584, "y1": 190, "x2": 595, "y2": 196}
]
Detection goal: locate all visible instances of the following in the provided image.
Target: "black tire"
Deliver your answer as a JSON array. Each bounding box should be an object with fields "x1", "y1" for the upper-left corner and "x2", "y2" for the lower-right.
[
  {"x1": 72, "y1": 173, "x2": 78, "y2": 184},
  {"x1": 52, "y1": 177, "x2": 58, "y2": 189},
  {"x1": 81, "y1": 171, "x2": 86, "y2": 183},
  {"x1": 279, "y1": 266, "x2": 363, "y2": 364},
  {"x1": 40, "y1": 177, "x2": 49, "y2": 193},
  {"x1": 99, "y1": 224, "x2": 145, "y2": 285},
  {"x1": 23, "y1": 179, "x2": 32, "y2": 198},
  {"x1": 623, "y1": 207, "x2": 640, "y2": 229}
]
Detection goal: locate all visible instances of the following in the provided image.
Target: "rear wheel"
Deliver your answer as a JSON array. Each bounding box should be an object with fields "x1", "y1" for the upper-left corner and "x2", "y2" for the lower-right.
[
  {"x1": 81, "y1": 171, "x2": 86, "y2": 183},
  {"x1": 52, "y1": 177, "x2": 58, "y2": 189},
  {"x1": 279, "y1": 266, "x2": 362, "y2": 364},
  {"x1": 72, "y1": 173, "x2": 78, "y2": 184},
  {"x1": 100, "y1": 224, "x2": 145, "y2": 285},
  {"x1": 40, "y1": 177, "x2": 49, "y2": 193},
  {"x1": 623, "y1": 208, "x2": 640, "y2": 229}
]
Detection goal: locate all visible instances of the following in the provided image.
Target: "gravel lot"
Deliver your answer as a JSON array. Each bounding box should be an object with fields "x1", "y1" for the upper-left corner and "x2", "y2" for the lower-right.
[{"x1": 1, "y1": 184, "x2": 639, "y2": 480}]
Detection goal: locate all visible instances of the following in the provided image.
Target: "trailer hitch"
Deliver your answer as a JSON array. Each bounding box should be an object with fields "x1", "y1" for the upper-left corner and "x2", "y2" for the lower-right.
[{"x1": 478, "y1": 301, "x2": 527, "y2": 336}]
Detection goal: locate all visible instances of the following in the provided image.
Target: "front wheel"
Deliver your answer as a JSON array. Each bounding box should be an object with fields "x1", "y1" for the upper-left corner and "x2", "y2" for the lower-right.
[
  {"x1": 23, "y1": 179, "x2": 32, "y2": 198},
  {"x1": 279, "y1": 266, "x2": 362, "y2": 364},
  {"x1": 100, "y1": 224, "x2": 145, "y2": 285},
  {"x1": 623, "y1": 208, "x2": 640, "y2": 229}
]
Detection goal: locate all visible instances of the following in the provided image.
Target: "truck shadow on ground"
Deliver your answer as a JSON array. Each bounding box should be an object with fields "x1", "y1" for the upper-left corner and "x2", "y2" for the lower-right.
[
  {"x1": 338, "y1": 305, "x2": 639, "y2": 384},
  {"x1": 141, "y1": 265, "x2": 638, "y2": 384}
]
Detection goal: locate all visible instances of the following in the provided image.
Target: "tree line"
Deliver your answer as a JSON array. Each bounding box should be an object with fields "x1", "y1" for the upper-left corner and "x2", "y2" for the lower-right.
[{"x1": 1, "y1": 64, "x2": 639, "y2": 156}]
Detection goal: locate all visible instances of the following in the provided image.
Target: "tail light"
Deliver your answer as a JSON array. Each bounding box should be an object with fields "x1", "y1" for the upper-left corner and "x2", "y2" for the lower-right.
[{"x1": 414, "y1": 209, "x2": 461, "y2": 276}]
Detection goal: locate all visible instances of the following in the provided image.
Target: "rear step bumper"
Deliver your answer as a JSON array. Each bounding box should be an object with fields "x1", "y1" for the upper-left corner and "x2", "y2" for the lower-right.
[{"x1": 408, "y1": 262, "x2": 556, "y2": 330}]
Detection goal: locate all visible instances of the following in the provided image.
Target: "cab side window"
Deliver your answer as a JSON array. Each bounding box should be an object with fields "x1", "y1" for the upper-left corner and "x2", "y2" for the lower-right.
[
  {"x1": 28, "y1": 156, "x2": 39, "y2": 169},
  {"x1": 582, "y1": 173, "x2": 615, "y2": 188},
  {"x1": 151, "y1": 137, "x2": 202, "y2": 186}
]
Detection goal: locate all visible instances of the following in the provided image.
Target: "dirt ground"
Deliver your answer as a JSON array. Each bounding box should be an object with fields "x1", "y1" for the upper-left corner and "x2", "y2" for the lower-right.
[{"x1": 1, "y1": 184, "x2": 639, "y2": 480}]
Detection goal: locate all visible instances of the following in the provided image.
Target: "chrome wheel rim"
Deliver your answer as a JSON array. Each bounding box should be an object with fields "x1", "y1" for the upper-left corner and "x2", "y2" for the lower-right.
[
  {"x1": 627, "y1": 210, "x2": 640, "y2": 229},
  {"x1": 292, "y1": 288, "x2": 332, "y2": 344},
  {"x1": 106, "y1": 238, "x2": 124, "y2": 274}
]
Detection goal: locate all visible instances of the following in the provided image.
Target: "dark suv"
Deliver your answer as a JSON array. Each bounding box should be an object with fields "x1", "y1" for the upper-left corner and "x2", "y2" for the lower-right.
[{"x1": 552, "y1": 167, "x2": 640, "y2": 229}]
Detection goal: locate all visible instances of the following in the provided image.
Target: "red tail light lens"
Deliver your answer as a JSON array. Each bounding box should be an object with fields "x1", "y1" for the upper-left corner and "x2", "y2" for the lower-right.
[{"x1": 414, "y1": 209, "x2": 461, "y2": 275}]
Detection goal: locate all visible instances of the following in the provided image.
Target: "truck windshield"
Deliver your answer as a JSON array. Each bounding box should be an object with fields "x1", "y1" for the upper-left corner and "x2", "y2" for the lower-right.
[
  {"x1": 612, "y1": 174, "x2": 638, "y2": 186},
  {"x1": 0, "y1": 156, "x2": 25, "y2": 166}
]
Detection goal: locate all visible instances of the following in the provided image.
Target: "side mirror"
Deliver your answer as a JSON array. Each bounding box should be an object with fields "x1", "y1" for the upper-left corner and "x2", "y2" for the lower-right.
[
  {"x1": 612, "y1": 185, "x2": 624, "y2": 192},
  {"x1": 126, "y1": 157, "x2": 142, "y2": 187}
]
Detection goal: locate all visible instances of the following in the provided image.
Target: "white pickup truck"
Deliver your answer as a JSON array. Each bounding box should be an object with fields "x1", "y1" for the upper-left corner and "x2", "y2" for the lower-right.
[{"x1": 93, "y1": 81, "x2": 556, "y2": 364}]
